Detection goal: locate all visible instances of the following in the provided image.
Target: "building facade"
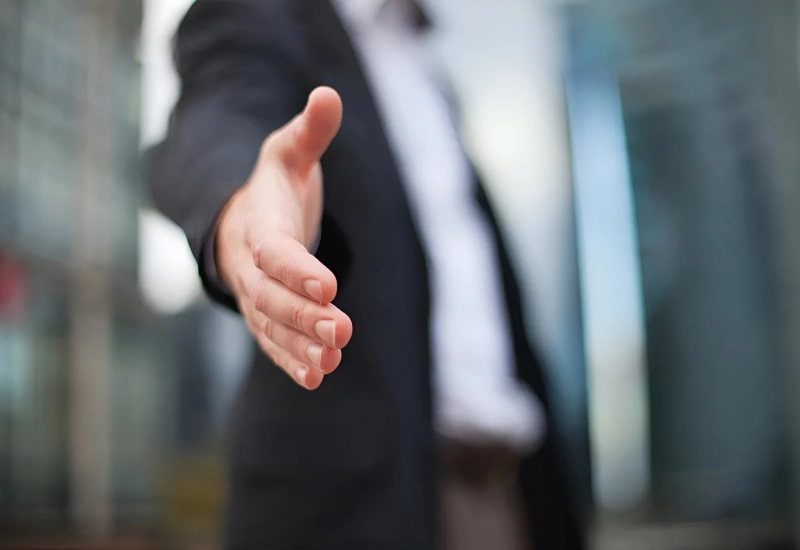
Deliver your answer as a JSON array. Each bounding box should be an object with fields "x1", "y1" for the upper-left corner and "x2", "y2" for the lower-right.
[{"x1": 0, "y1": 0, "x2": 163, "y2": 537}]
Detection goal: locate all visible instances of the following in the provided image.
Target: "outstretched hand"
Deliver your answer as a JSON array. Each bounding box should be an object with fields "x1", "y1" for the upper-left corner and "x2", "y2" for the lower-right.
[{"x1": 216, "y1": 87, "x2": 352, "y2": 390}]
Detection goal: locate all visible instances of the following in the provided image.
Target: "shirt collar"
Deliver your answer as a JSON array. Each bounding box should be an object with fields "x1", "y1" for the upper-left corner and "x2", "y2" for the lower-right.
[
  {"x1": 332, "y1": 0, "x2": 389, "y2": 29},
  {"x1": 331, "y1": 0, "x2": 431, "y2": 33}
]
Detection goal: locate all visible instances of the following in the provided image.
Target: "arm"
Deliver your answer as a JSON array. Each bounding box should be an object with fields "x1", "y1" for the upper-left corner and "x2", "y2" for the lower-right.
[
  {"x1": 148, "y1": 0, "x2": 304, "y2": 308},
  {"x1": 147, "y1": 0, "x2": 352, "y2": 390}
]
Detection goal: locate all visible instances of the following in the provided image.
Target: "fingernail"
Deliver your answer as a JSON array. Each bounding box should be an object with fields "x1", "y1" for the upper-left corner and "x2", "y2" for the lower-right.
[
  {"x1": 315, "y1": 320, "x2": 336, "y2": 347},
  {"x1": 304, "y1": 280, "x2": 323, "y2": 302},
  {"x1": 306, "y1": 342, "x2": 324, "y2": 367},
  {"x1": 296, "y1": 365, "x2": 308, "y2": 386}
]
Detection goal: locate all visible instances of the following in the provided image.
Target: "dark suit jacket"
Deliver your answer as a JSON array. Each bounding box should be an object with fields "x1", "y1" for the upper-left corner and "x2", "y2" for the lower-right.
[{"x1": 148, "y1": 0, "x2": 583, "y2": 548}]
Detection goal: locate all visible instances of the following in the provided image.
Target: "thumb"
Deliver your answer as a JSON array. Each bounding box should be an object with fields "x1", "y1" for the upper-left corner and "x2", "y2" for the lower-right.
[{"x1": 269, "y1": 87, "x2": 343, "y2": 178}]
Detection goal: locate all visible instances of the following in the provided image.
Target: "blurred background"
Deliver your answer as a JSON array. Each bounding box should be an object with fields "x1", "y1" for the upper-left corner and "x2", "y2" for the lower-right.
[{"x1": 1, "y1": 0, "x2": 800, "y2": 548}]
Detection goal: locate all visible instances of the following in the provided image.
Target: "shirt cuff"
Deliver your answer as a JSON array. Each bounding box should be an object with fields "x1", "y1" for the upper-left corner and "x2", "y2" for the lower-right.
[{"x1": 203, "y1": 217, "x2": 233, "y2": 297}]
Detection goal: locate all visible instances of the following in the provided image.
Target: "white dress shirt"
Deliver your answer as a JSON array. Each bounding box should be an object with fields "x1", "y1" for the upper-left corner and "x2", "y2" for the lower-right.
[{"x1": 332, "y1": 0, "x2": 545, "y2": 451}]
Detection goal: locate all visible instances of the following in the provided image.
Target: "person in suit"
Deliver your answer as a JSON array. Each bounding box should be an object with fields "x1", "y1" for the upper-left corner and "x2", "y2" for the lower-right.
[{"x1": 149, "y1": 0, "x2": 583, "y2": 548}]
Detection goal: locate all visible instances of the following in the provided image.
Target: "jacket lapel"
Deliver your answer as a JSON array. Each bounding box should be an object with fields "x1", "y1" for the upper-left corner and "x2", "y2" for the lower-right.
[{"x1": 293, "y1": 4, "x2": 436, "y2": 545}]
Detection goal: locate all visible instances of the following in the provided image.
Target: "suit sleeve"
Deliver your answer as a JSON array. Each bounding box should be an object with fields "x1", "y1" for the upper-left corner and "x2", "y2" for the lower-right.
[{"x1": 147, "y1": 0, "x2": 308, "y2": 310}]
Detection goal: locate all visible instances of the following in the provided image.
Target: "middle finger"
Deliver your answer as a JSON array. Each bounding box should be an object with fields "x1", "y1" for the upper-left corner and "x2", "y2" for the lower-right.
[{"x1": 250, "y1": 275, "x2": 352, "y2": 348}]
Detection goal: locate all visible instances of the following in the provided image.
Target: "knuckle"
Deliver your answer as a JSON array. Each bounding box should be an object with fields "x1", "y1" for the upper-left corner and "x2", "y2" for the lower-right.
[
  {"x1": 263, "y1": 318, "x2": 275, "y2": 341},
  {"x1": 252, "y1": 240, "x2": 264, "y2": 269},
  {"x1": 275, "y1": 253, "x2": 295, "y2": 284},
  {"x1": 251, "y1": 279, "x2": 271, "y2": 313},
  {"x1": 289, "y1": 331, "x2": 306, "y2": 353},
  {"x1": 289, "y1": 302, "x2": 307, "y2": 329}
]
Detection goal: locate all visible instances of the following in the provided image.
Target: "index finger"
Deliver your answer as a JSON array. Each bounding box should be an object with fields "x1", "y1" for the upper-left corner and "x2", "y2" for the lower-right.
[{"x1": 253, "y1": 235, "x2": 337, "y2": 304}]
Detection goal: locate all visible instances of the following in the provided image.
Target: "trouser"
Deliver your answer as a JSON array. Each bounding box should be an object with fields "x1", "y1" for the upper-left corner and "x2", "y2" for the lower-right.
[{"x1": 440, "y1": 439, "x2": 533, "y2": 550}]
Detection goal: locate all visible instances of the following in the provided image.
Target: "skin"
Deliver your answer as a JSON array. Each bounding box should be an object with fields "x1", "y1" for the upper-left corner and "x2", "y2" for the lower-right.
[{"x1": 217, "y1": 87, "x2": 353, "y2": 391}]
